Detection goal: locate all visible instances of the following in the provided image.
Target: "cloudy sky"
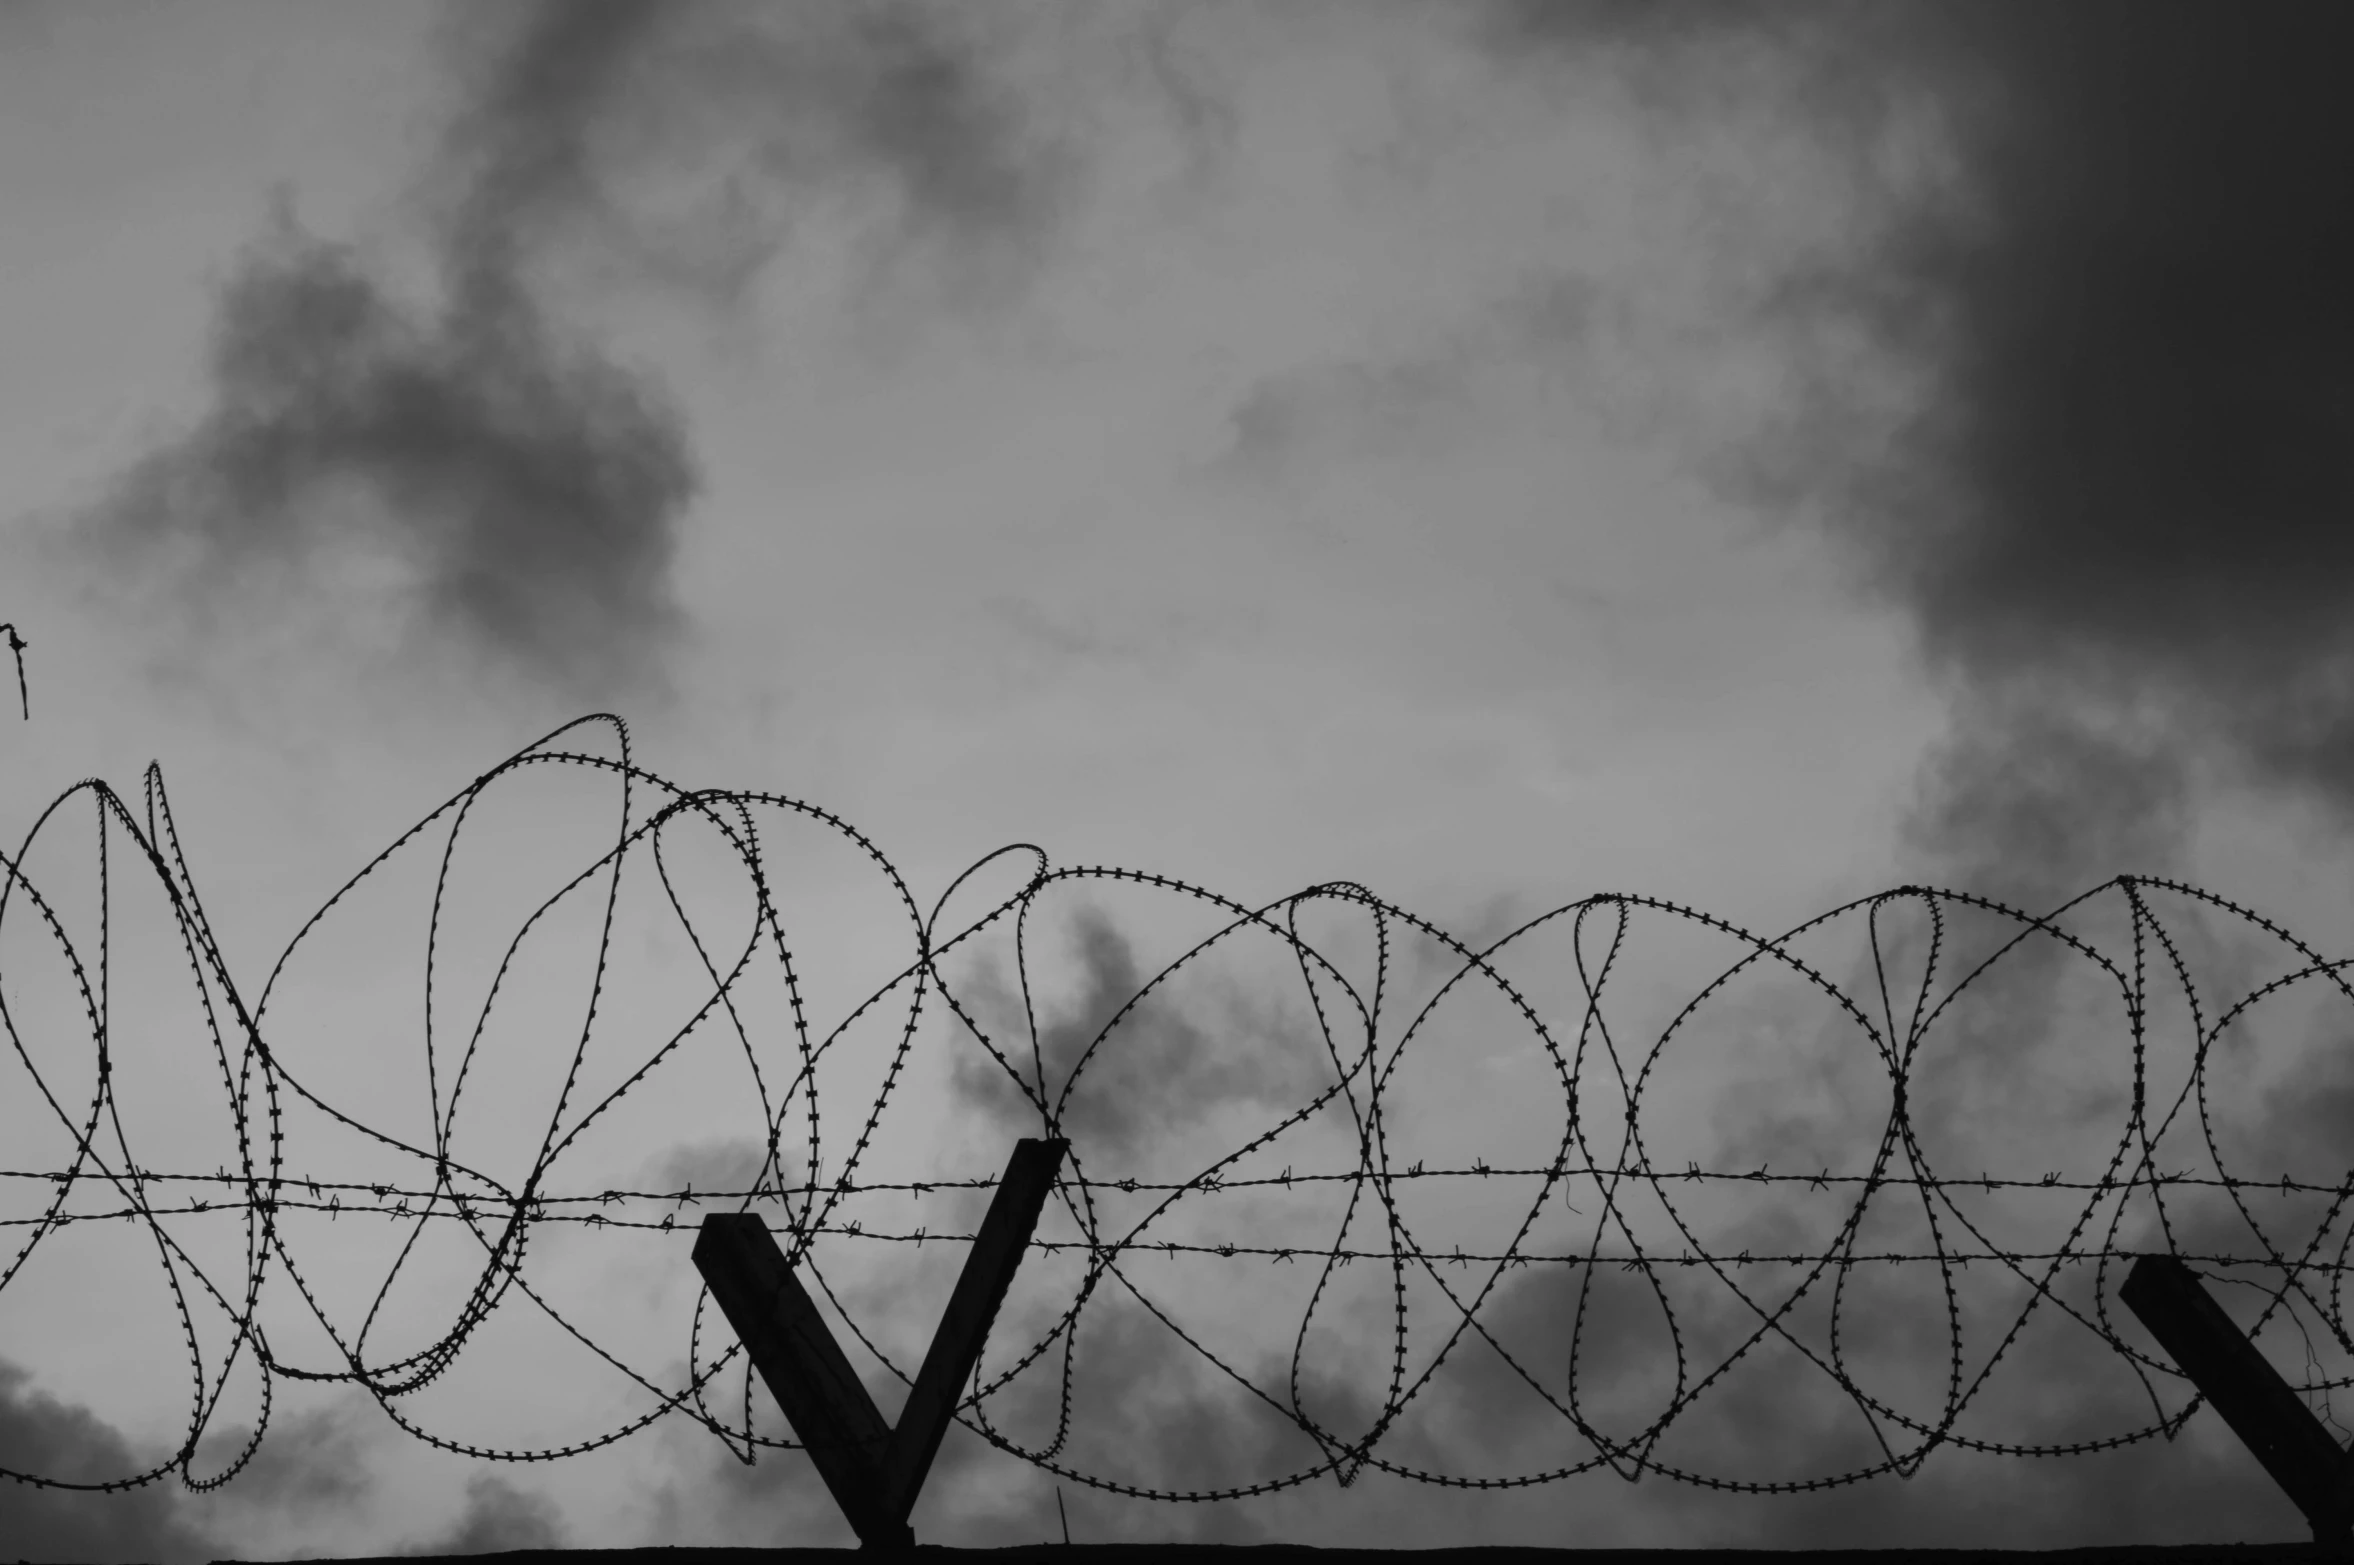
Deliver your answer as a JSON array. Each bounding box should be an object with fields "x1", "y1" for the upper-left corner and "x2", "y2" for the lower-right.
[{"x1": 3, "y1": 0, "x2": 2354, "y2": 1557}]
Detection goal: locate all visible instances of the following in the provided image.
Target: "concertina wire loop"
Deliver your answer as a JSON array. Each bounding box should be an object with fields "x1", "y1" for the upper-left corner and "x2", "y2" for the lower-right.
[{"x1": 2, "y1": 714, "x2": 2351, "y2": 1505}]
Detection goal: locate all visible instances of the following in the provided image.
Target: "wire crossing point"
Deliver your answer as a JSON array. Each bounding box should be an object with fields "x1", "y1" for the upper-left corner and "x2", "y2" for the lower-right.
[
  {"x1": 693, "y1": 1137, "x2": 1069, "y2": 1548},
  {"x1": 2120, "y1": 1253, "x2": 2354, "y2": 1546}
]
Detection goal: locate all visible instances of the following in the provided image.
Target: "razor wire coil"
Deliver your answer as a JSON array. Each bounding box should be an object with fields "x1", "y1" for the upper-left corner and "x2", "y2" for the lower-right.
[{"x1": 4, "y1": 715, "x2": 2352, "y2": 1504}]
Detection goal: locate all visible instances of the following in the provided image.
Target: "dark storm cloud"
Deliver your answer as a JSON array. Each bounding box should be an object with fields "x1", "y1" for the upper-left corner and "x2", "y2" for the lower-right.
[
  {"x1": 0, "y1": 1376, "x2": 386, "y2": 1561},
  {"x1": 1416, "y1": 1227, "x2": 2301, "y2": 1547},
  {"x1": 396, "y1": 1470, "x2": 569, "y2": 1555},
  {"x1": 1904, "y1": 689, "x2": 2193, "y2": 911},
  {"x1": 1481, "y1": 0, "x2": 1820, "y2": 62},
  {"x1": 1478, "y1": 0, "x2": 1914, "y2": 139},
  {"x1": 1879, "y1": 4, "x2": 2354, "y2": 733},
  {"x1": 640, "y1": 1135, "x2": 801, "y2": 1203},
  {"x1": 78, "y1": 0, "x2": 1072, "y2": 705},
  {"x1": 1719, "y1": 2, "x2": 2354, "y2": 897},
  {"x1": 904, "y1": 1290, "x2": 1390, "y2": 1546},
  {"x1": 0, "y1": 1358, "x2": 218, "y2": 1565},
  {"x1": 82, "y1": 0, "x2": 698, "y2": 705},
  {"x1": 946, "y1": 904, "x2": 1325, "y2": 1162},
  {"x1": 1406, "y1": 890, "x2": 1537, "y2": 994},
  {"x1": 744, "y1": 2, "x2": 1059, "y2": 248},
  {"x1": 1479, "y1": 2, "x2": 2354, "y2": 902},
  {"x1": 1487, "y1": 21, "x2": 2354, "y2": 1542},
  {"x1": 430, "y1": 0, "x2": 673, "y2": 277},
  {"x1": 430, "y1": 0, "x2": 1069, "y2": 308},
  {"x1": 87, "y1": 207, "x2": 697, "y2": 704},
  {"x1": 199, "y1": 1397, "x2": 377, "y2": 1522},
  {"x1": 1040, "y1": 1298, "x2": 1389, "y2": 1543}
]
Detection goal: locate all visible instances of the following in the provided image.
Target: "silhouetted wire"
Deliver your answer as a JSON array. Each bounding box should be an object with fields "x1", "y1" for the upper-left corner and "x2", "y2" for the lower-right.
[
  {"x1": 0, "y1": 623, "x2": 24, "y2": 720},
  {"x1": 3, "y1": 715, "x2": 2352, "y2": 1504}
]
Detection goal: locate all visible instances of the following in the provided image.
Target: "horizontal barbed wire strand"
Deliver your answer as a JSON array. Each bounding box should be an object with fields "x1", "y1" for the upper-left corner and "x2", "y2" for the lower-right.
[{"x1": 2, "y1": 715, "x2": 2349, "y2": 1503}]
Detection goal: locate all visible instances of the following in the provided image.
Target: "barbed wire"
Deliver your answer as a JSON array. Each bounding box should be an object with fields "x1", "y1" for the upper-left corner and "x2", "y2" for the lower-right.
[
  {"x1": 4, "y1": 714, "x2": 2352, "y2": 1508},
  {"x1": 1, "y1": 622, "x2": 25, "y2": 720}
]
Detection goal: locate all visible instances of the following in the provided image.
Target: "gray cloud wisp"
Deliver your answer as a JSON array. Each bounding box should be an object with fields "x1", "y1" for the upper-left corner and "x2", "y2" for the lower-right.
[{"x1": 71, "y1": 0, "x2": 1070, "y2": 709}]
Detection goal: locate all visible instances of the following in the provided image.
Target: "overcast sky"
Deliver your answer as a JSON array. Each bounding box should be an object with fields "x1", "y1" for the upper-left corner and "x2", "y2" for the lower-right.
[{"x1": 4, "y1": 1, "x2": 2354, "y2": 1558}]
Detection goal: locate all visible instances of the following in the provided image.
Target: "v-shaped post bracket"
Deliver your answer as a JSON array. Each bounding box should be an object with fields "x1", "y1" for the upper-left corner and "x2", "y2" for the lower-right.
[
  {"x1": 2121, "y1": 1252, "x2": 2354, "y2": 1546},
  {"x1": 692, "y1": 1137, "x2": 1068, "y2": 1549}
]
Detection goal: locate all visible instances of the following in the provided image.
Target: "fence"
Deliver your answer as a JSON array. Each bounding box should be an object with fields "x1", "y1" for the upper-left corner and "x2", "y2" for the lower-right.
[{"x1": 5, "y1": 714, "x2": 2353, "y2": 1543}]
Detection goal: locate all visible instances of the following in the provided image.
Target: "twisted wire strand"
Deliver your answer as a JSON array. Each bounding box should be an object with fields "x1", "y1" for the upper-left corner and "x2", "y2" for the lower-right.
[
  {"x1": 3, "y1": 715, "x2": 2350, "y2": 1506},
  {"x1": 0, "y1": 622, "x2": 25, "y2": 720}
]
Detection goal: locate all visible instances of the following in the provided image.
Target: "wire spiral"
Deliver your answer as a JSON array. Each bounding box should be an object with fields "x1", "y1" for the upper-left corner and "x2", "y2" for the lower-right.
[{"x1": 4, "y1": 715, "x2": 2352, "y2": 1508}]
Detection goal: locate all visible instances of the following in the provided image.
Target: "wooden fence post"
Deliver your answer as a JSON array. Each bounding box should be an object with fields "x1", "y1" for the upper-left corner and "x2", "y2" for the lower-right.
[
  {"x1": 2120, "y1": 1253, "x2": 2354, "y2": 1547},
  {"x1": 693, "y1": 1137, "x2": 1068, "y2": 1548}
]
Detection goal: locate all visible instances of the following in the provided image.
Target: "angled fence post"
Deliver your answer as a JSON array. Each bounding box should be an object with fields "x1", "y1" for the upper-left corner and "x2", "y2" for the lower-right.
[
  {"x1": 692, "y1": 1212, "x2": 904, "y2": 1544},
  {"x1": 2120, "y1": 1253, "x2": 2354, "y2": 1547},
  {"x1": 693, "y1": 1137, "x2": 1068, "y2": 1548}
]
